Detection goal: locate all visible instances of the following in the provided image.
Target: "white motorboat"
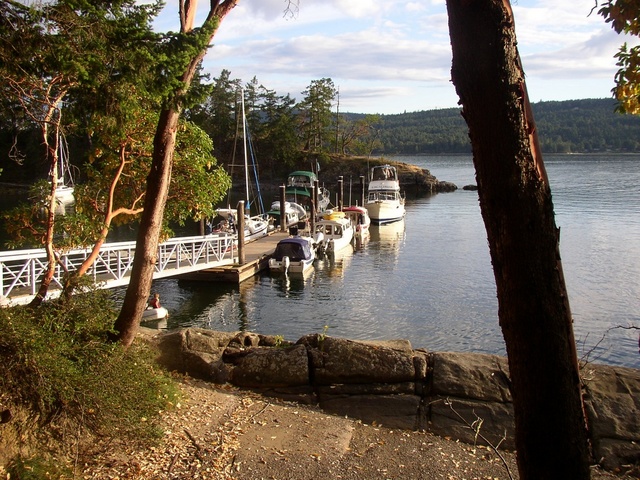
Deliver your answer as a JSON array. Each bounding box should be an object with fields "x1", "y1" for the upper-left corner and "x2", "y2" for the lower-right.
[
  {"x1": 267, "y1": 200, "x2": 306, "y2": 229},
  {"x1": 365, "y1": 164, "x2": 406, "y2": 224},
  {"x1": 214, "y1": 207, "x2": 270, "y2": 243},
  {"x1": 314, "y1": 210, "x2": 354, "y2": 255},
  {"x1": 268, "y1": 235, "x2": 316, "y2": 274},
  {"x1": 343, "y1": 205, "x2": 371, "y2": 243},
  {"x1": 285, "y1": 170, "x2": 330, "y2": 213}
]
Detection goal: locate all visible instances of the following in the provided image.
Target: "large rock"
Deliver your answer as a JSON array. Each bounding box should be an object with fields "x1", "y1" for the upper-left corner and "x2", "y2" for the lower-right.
[
  {"x1": 431, "y1": 352, "x2": 512, "y2": 403},
  {"x1": 427, "y1": 397, "x2": 516, "y2": 450},
  {"x1": 582, "y1": 364, "x2": 640, "y2": 470},
  {"x1": 421, "y1": 352, "x2": 515, "y2": 449},
  {"x1": 225, "y1": 344, "x2": 310, "y2": 388},
  {"x1": 298, "y1": 335, "x2": 420, "y2": 385},
  {"x1": 156, "y1": 328, "x2": 239, "y2": 380}
]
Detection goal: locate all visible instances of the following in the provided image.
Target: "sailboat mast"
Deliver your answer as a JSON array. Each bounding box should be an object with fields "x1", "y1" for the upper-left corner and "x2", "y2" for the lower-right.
[{"x1": 241, "y1": 88, "x2": 250, "y2": 211}]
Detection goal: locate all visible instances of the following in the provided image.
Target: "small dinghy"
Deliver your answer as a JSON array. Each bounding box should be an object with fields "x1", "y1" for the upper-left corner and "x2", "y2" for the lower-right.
[{"x1": 142, "y1": 307, "x2": 169, "y2": 320}]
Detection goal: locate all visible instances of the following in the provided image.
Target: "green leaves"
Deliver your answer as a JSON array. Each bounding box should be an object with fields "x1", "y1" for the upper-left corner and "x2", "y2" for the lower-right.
[
  {"x1": 167, "y1": 120, "x2": 231, "y2": 226},
  {"x1": 298, "y1": 78, "x2": 338, "y2": 153},
  {"x1": 598, "y1": 0, "x2": 640, "y2": 113},
  {"x1": 0, "y1": 290, "x2": 179, "y2": 440}
]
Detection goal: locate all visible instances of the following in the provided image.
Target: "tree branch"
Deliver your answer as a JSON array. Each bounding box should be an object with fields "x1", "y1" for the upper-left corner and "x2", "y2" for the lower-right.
[{"x1": 444, "y1": 398, "x2": 514, "y2": 480}]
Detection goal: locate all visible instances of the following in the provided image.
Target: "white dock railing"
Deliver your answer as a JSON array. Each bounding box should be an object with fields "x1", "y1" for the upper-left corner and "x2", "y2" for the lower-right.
[{"x1": 0, "y1": 235, "x2": 236, "y2": 305}]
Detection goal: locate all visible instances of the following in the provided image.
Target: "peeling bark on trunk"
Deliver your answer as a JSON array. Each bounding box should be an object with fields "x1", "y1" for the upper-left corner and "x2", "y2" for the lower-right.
[
  {"x1": 114, "y1": 109, "x2": 177, "y2": 346},
  {"x1": 30, "y1": 113, "x2": 62, "y2": 307},
  {"x1": 113, "y1": 0, "x2": 238, "y2": 348},
  {"x1": 446, "y1": 0, "x2": 591, "y2": 478}
]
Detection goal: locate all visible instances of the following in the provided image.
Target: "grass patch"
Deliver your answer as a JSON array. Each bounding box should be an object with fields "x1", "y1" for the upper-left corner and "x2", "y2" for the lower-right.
[
  {"x1": 6, "y1": 455, "x2": 73, "y2": 479},
  {"x1": 0, "y1": 288, "x2": 180, "y2": 473}
]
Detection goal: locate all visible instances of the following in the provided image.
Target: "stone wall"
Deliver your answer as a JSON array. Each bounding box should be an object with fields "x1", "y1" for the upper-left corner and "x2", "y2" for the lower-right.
[{"x1": 151, "y1": 327, "x2": 639, "y2": 472}]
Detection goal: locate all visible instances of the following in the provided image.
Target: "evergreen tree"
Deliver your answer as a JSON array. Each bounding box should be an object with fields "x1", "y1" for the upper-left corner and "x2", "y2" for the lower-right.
[{"x1": 298, "y1": 78, "x2": 338, "y2": 154}]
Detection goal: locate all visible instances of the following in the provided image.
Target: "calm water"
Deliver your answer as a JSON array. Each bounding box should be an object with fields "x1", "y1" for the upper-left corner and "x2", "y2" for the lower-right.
[{"x1": 142, "y1": 154, "x2": 640, "y2": 369}]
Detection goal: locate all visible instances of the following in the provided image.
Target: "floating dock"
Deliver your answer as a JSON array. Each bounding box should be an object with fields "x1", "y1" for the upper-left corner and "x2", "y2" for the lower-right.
[{"x1": 178, "y1": 231, "x2": 290, "y2": 283}]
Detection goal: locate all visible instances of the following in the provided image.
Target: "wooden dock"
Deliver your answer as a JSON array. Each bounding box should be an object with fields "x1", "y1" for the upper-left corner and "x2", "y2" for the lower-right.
[{"x1": 178, "y1": 231, "x2": 290, "y2": 283}]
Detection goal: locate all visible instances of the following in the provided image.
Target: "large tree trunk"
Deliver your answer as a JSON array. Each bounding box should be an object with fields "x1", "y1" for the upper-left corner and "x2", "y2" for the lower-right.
[
  {"x1": 113, "y1": 0, "x2": 238, "y2": 347},
  {"x1": 113, "y1": 108, "x2": 177, "y2": 346},
  {"x1": 445, "y1": 1, "x2": 591, "y2": 478}
]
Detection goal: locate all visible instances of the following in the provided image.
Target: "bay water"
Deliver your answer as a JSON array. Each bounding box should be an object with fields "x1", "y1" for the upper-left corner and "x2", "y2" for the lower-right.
[{"x1": 138, "y1": 154, "x2": 640, "y2": 369}]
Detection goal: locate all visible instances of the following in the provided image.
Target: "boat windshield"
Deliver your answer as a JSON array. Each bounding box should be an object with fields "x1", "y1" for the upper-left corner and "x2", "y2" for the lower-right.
[
  {"x1": 316, "y1": 224, "x2": 342, "y2": 237},
  {"x1": 368, "y1": 191, "x2": 399, "y2": 201},
  {"x1": 287, "y1": 174, "x2": 314, "y2": 187},
  {"x1": 371, "y1": 166, "x2": 397, "y2": 181}
]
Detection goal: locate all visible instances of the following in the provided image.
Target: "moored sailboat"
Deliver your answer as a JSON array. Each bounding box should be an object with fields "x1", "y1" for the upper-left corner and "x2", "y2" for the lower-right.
[
  {"x1": 53, "y1": 134, "x2": 75, "y2": 207},
  {"x1": 214, "y1": 88, "x2": 270, "y2": 242}
]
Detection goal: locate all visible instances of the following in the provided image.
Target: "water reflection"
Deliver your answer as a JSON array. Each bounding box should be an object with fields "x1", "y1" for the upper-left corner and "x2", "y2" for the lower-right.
[
  {"x1": 371, "y1": 219, "x2": 406, "y2": 248},
  {"x1": 264, "y1": 267, "x2": 314, "y2": 296},
  {"x1": 122, "y1": 155, "x2": 640, "y2": 368},
  {"x1": 315, "y1": 244, "x2": 354, "y2": 277}
]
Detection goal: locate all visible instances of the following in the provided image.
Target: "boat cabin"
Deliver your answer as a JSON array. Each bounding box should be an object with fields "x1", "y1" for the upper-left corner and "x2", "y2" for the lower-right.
[
  {"x1": 272, "y1": 237, "x2": 313, "y2": 262},
  {"x1": 286, "y1": 171, "x2": 318, "y2": 190},
  {"x1": 368, "y1": 191, "x2": 402, "y2": 202}
]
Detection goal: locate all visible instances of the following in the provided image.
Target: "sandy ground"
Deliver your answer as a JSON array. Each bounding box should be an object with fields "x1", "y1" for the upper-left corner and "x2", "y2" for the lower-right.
[{"x1": 79, "y1": 377, "x2": 636, "y2": 480}]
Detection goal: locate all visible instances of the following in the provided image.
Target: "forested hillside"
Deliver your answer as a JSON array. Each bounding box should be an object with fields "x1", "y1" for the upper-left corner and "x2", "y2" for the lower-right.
[
  {"x1": 2, "y1": 97, "x2": 639, "y2": 187},
  {"x1": 366, "y1": 98, "x2": 640, "y2": 154}
]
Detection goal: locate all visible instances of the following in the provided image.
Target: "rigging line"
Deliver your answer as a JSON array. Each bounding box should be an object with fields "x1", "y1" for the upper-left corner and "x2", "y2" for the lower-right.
[
  {"x1": 246, "y1": 125, "x2": 265, "y2": 216},
  {"x1": 225, "y1": 101, "x2": 242, "y2": 208},
  {"x1": 53, "y1": 132, "x2": 74, "y2": 186}
]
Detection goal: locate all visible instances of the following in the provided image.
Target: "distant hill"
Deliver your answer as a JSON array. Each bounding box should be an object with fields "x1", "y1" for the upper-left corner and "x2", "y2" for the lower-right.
[{"x1": 358, "y1": 98, "x2": 640, "y2": 154}]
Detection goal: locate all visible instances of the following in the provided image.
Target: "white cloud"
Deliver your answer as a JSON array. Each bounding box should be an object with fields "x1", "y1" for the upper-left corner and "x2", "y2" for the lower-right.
[
  {"x1": 154, "y1": 0, "x2": 636, "y2": 113},
  {"x1": 406, "y1": 3, "x2": 426, "y2": 13}
]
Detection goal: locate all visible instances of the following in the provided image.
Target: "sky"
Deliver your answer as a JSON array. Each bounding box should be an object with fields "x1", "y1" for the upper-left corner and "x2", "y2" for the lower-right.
[{"x1": 152, "y1": 0, "x2": 639, "y2": 115}]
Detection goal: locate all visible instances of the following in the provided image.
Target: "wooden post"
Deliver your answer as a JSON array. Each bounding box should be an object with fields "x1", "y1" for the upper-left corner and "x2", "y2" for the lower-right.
[
  {"x1": 310, "y1": 185, "x2": 316, "y2": 234},
  {"x1": 338, "y1": 176, "x2": 344, "y2": 211},
  {"x1": 313, "y1": 179, "x2": 319, "y2": 214},
  {"x1": 237, "y1": 201, "x2": 245, "y2": 265},
  {"x1": 279, "y1": 185, "x2": 287, "y2": 232}
]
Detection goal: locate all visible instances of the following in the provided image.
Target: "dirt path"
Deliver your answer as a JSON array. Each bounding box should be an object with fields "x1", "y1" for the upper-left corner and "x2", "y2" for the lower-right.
[{"x1": 79, "y1": 378, "x2": 634, "y2": 480}]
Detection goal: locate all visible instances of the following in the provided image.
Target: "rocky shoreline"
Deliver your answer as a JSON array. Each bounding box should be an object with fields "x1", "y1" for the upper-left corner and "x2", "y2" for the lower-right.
[
  {"x1": 148, "y1": 327, "x2": 640, "y2": 476},
  {"x1": 246, "y1": 156, "x2": 459, "y2": 199}
]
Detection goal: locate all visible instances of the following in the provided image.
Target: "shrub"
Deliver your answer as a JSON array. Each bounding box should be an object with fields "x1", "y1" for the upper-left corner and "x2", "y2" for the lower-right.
[{"x1": 0, "y1": 288, "x2": 180, "y2": 446}]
